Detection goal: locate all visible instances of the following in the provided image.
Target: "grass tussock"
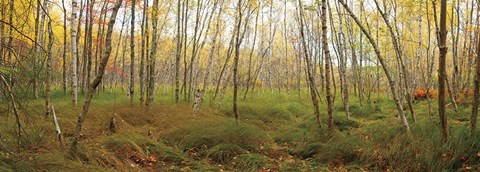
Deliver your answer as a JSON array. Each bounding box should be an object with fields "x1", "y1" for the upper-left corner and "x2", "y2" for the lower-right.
[
  {"x1": 162, "y1": 118, "x2": 271, "y2": 152},
  {"x1": 207, "y1": 144, "x2": 246, "y2": 163}
]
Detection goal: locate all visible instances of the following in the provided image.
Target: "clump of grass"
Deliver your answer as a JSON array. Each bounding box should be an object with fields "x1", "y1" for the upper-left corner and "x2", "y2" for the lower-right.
[
  {"x1": 103, "y1": 132, "x2": 153, "y2": 153},
  {"x1": 356, "y1": 119, "x2": 480, "y2": 171},
  {"x1": 273, "y1": 115, "x2": 323, "y2": 147},
  {"x1": 285, "y1": 102, "x2": 309, "y2": 117},
  {"x1": 232, "y1": 154, "x2": 268, "y2": 170},
  {"x1": 314, "y1": 135, "x2": 365, "y2": 164},
  {"x1": 350, "y1": 104, "x2": 382, "y2": 118},
  {"x1": 207, "y1": 144, "x2": 246, "y2": 164},
  {"x1": 295, "y1": 142, "x2": 326, "y2": 159},
  {"x1": 220, "y1": 96, "x2": 301, "y2": 128},
  {"x1": 163, "y1": 119, "x2": 271, "y2": 152},
  {"x1": 273, "y1": 126, "x2": 310, "y2": 146},
  {"x1": 0, "y1": 153, "x2": 35, "y2": 172},
  {"x1": 448, "y1": 106, "x2": 471, "y2": 122},
  {"x1": 146, "y1": 142, "x2": 191, "y2": 165},
  {"x1": 334, "y1": 116, "x2": 360, "y2": 131}
]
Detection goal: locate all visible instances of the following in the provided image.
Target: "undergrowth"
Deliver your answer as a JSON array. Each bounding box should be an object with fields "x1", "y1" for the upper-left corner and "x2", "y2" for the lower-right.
[{"x1": 0, "y1": 89, "x2": 478, "y2": 171}]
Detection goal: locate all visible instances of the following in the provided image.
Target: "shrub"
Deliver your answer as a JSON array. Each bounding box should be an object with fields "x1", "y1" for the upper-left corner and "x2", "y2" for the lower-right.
[{"x1": 414, "y1": 88, "x2": 437, "y2": 100}]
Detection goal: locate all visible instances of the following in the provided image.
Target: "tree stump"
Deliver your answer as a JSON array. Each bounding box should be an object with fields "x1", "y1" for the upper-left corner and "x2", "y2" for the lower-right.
[{"x1": 109, "y1": 117, "x2": 117, "y2": 133}]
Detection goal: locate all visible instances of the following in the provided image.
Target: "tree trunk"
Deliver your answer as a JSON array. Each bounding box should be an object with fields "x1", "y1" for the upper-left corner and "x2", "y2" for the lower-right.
[
  {"x1": 0, "y1": 0, "x2": 4, "y2": 65},
  {"x1": 438, "y1": 0, "x2": 449, "y2": 142},
  {"x1": 62, "y1": 0, "x2": 68, "y2": 95},
  {"x1": 72, "y1": 0, "x2": 123, "y2": 147},
  {"x1": 339, "y1": 0, "x2": 410, "y2": 132},
  {"x1": 321, "y1": 0, "x2": 334, "y2": 131},
  {"x1": 233, "y1": 0, "x2": 243, "y2": 124},
  {"x1": 182, "y1": 0, "x2": 189, "y2": 101},
  {"x1": 373, "y1": 0, "x2": 416, "y2": 123},
  {"x1": 140, "y1": 0, "x2": 148, "y2": 105},
  {"x1": 331, "y1": 1, "x2": 349, "y2": 118},
  {"x1": 470, "y1": 1, "x2": 480, "y2": 136},
  {"x1": 146, "y1": 0, "x2": 160, "y2": 106},
  {"x1": 175, "y1": 0, "x2": 182, "y2": 104},
  {"x1": 71, "y1": 0, "x2": 79, "y2": 105},
  {"x1": 129, "y1": 0, "x2": 135, "y2": 106},
  {"x1": 45, "y1": 8, "x2": 53, "y2": 118},
  {"x1": 298, "y1": 0, "x2": 322, "y2": 128},
  {"x1": 243, "y1": 7, "x2": 259, "y2": 101},
  {"x1": 81, "y1": 0, "x2": 90, "y2": 97},
  {"x1": 0, "y1": 75, "x2": 21, "y2": 147},
  {"x1": 195, "y1": 0, "x2": 225, "y2": 115}
]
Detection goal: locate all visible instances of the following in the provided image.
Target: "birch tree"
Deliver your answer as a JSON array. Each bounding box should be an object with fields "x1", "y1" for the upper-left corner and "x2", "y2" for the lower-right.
[
  {"x1": 71, "y1": 0, "x2": 79, "y2": 105},
  {"x1": 320, "y1": 0, "x2": 334, "y2": 130},
  {"x1": 146, "y1": 0, "x2": 160, "y2": 106},
  {"x1": 339, "y1": 0, "x2": 410, "y2": 132},
  {"x1": 298, "y1": 0, "x2": 322, "y2": 128}
]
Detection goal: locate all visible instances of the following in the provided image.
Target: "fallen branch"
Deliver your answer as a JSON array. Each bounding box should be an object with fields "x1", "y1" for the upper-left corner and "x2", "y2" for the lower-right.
[{"x1": 51, "y1": 106, "x2": 64, "y2": 144}]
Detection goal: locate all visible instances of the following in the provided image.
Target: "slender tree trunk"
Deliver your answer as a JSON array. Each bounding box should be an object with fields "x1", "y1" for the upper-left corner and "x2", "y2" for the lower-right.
[
  {"x1": 194, "y1": 0, "x2": 225, "y2": 115},
  {"x1": 6, "y1": 0, "x2": 12, "y2": 65},
  {"x1": 81, "y1": 0, "x2": 90, "y2": 97},
  {"x1": 331, "y1": 1, "x2": 349, "y2": 118},
  {"x1": 129, "y1": 0, "x2": 135, "y2": 106},
  {"x1": 213, "y1": 29, "x2": 236, "y2": 101},
  {"x1": 112, "y1": 14, "x2": 127, "y2": 91},
  {"x1": 0, "y1": 0, "x2": 4, "y2": 65},
  {"x1": 233, "y1": 0, "x2": 243, "y2": 124},
  {"x1": 243, "y1": 7, "x2": 259, "y2": 100},
  {"x1": 373, "y1": 0, "x2": 416, "y2": 123},
  {"x1": 62, "y1": 0, "x2": 68, "y2": 95},
  {"x1": 34, "y1": 0, "x2": 47, "y2": 99},
  {"x1": 71, "y1": 0, "x2": 78, "y2": 105},
  {"x1": 182, "y1": 0, "x2": 189, "y2": 101},
  {"x1": 121, "y1": 26, "x2": 127, "y2": 92},
  {"x1": 187, "y1": 0, "x2": 203, "y2": 102},
  {"x1": 175, "y1": 0, "x2": 182, "y2": 104},
  {"x1": 146, "y1": 0, "x2": 159, "y2": 106},
  {"x1": 470, "y1": 1, "x2": 480, "y2": 136},
  {"x1": 45, "y1": 6, "x2": 53, "y2": 118},
  {"x1": 298, "y1": 0, "x2": 322, "y2": 128},
  {"x1": 0, "y1": 75, "x2": 21, "y2": 147},
  {"x1": 72, "y1": 0, "x2": 123, "y2": 147},
  {"x1": 438, "y1": 0, "x2": 449, "y2": 142},
  {"x1": 321, "y1": 0, "x2": 334, "y2": 131},
  {"x1": 339, "y1": 0, "x2": 410, "y2": 131},
  {"x1": 140, "y1": 0, "x2": 148, "y2": 105}
]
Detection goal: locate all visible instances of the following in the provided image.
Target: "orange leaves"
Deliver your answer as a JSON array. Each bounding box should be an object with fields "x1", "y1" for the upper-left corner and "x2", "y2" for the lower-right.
[{"x1": 413, "y1": 88, "x2": 437, "y2": 100}]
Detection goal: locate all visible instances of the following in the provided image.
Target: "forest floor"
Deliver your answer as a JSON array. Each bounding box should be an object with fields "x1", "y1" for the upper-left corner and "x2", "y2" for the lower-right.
[{"x1": 0, "y1": 88, "x2": 479, "y2": 171}]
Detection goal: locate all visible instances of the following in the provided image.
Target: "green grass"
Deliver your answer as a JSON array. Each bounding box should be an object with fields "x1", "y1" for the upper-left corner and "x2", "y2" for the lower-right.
[{"x1": 0, "y1": 87, "x2": 479, "y2": 171}]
